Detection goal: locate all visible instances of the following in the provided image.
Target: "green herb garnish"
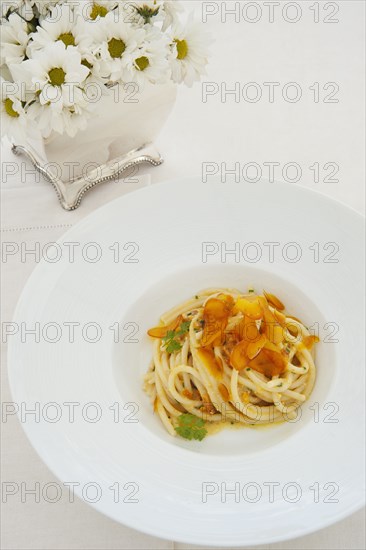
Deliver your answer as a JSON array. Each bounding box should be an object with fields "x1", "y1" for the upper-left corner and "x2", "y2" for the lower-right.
[
  {"x1": 174, "y1": 413, "x2": 207, "y2": 441},
  {"x1": 178, "y1": 321, "x2": 191, "y2": 334},
  {"x1": 162, "y1": 322, "x2": 191, "y2": 353},
  {"x1": 166, "y1": 339, "x2": 182, "y2": 353}
]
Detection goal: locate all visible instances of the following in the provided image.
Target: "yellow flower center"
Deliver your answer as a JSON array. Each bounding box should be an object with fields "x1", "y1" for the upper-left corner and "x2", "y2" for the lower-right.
[
  {"x1": 90, "y1": 3, "x2": 108, "y2": 20},
  {"x1": 175, "y1": 39, "x2": 188, "y2": 60},
  {"x1": 135, "y1": 56, "x2": 149, "y2": 71},
  {"x1": 108, "y1": 38, "x2": 126, "y2": 58},
  {"x1": 58, "y1": 32, "x2": 75, "y2": 47},
  {"x1": 48, "y1": 67, "x2": 66, "y2": 86},
  {"x1": 4, "y1": 98, "x2": 19, "y2": 118}
]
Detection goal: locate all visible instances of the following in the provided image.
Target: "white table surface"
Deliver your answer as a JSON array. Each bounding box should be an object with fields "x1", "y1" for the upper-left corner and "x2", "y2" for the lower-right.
[{"x1": 1, "y1": 1, "x2": 365, "y2": 549}]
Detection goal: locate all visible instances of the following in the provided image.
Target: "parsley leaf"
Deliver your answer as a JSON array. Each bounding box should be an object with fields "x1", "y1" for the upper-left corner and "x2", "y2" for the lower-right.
[
  {"x1": 161, "y1": 321, "x2": 191, "y2": 354},
  {"x1": 177, "y1": 321, "x2": 191, "y2": 334},
  {"x1": 166, "y1": 339, "x2": 182, "y2": 353},
  {"x1": 174, "y1": 413, "x2": 207, "y2": 441},
  {"x1": 162, "y1": 330, "x2": 176, "y2": 342}
]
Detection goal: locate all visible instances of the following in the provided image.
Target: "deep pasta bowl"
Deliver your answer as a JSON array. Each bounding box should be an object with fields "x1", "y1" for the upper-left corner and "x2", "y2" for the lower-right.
[{"x1": 8, "y1": 179, "x2": 365, "y2": 546}]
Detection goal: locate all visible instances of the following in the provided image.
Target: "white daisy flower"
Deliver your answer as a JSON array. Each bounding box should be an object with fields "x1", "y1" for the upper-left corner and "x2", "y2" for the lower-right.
[
  {"x1": 17, "y1": 40, "x2": 89, "y2": 106},
  {"x1": 0, "y1": 11, "x2": 31, "y2": 65},
  {"x1": 169, "y1": 14, "x2": 210, "y2": 87},
  {"x1": 74, "y1": 2, "x2": 117, "y2": 73},
  {"x1": 12, "y1": 40, "x2": 91, "y2": 136},
  {"x1": 75, "y1": 0, "x2": 118, "y2": 22},
  {"x1": 26, "y1": 2, "x2": 102, "y2": 79},
  {"x1": 0, "y1": 76, "x2": 30, "y2": 142},
  {"x1": 119, "y1": 1, "x2": 182, "y2": 29},
  {"x1": 27, "y1": 3, "x2": 91, "y2": 53},
  {"x1": 76, "y1": 48, "x2": 102, "y2": 80},
  {"x1": 124, "y1": 25, "x2": 169, "y2": 87},
  {"x1": 124, "y1": 1, "x2": 163, "y2": 25},
  {"x1": 91, "y1": 11, "x2": 145, "y2": 82},
  {"x1": 1, "y1": 0, "x2": 212, "y2": 141},
  {"x1": 26, "y1": 92, "x2": 89, "y2": 136}
]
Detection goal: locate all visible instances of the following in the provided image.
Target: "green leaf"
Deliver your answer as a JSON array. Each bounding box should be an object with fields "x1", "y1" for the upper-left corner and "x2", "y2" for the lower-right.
[
  {"x1": 162, "y1": 330, "x2": 176, "y2": 342},
  {"x1": 166, "y1": 339, "x2": 182, "y2": 353},
  {"x1": 174, "y1": 414, "x2": 207, "y2": 441},
  {"x1": 176, "y1": 321, "x2": 191, "y2": 336},
  {"x1": 162, "y1": 321, "x2": 191, "y2": 353}
]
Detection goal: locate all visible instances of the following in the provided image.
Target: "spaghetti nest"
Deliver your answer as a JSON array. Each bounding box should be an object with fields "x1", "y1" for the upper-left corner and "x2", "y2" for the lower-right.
[{"x1": 144, "y1": 287, "x2": 319, "y2": 439}]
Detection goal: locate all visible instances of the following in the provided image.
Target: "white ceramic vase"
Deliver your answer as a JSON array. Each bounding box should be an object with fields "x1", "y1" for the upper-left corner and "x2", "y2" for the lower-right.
[
  {"x1": 12, "y1": 80, "x2": 177, "y2": 208},
  {"x1": 41, "y1": 80, "x2": 177, "y2": 182}
]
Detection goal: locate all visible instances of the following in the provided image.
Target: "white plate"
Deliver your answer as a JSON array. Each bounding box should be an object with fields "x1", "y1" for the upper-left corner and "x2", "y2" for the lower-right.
[{"x1": 8, "y1": 179, "x2": 365, "y2": 547}]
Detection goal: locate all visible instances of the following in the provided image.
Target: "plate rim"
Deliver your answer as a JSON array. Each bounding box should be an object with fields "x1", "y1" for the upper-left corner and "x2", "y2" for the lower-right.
[{"x1": 7, "y1": 178, "x2": 366, "y2": 546}]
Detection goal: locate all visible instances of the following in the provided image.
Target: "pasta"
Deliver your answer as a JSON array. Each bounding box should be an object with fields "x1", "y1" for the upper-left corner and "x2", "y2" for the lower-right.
[{"x1": 144, "y1": 287, "x2": 319, "y2": 440}]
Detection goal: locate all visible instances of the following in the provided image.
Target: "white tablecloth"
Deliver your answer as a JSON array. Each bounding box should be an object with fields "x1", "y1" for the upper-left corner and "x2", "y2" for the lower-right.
[{"x1": 1, "y1": 1, "x2": 365, "y2": 548}]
